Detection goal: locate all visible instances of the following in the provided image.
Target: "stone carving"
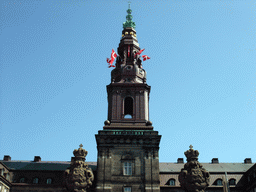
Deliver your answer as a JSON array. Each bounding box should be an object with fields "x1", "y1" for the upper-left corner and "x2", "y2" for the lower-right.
[
  {"x1": 179, "y1": 145, "x2": 210, "y2": 192},
  {"x1": 65, "y1": 144, "x2": 94, "y2": 192}
]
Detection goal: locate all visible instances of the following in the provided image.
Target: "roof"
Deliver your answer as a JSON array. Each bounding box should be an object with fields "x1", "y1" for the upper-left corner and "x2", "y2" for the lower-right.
[
  {"x1": 0, "y1": 161, "x2": 97, "y2": 171},
  {"x1": 1, "y1": 161, "x2": 254, "y2": 173},
  {"x1": 159, "y1": 162, "x2": 255, "y2": 173}
]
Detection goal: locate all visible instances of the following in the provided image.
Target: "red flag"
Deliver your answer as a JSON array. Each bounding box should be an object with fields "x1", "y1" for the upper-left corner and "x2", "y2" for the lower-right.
[
  {"x1": 107, "y1": 49, "x2": 117, "y2": 66},
  {"x1": 108, "y1": 64, "x2": 115, "y2": 68},
  {"x1": 134, "y1": 49, "x2": 145, "y2": 58},
  {"x1": 142, "y1": 55, "x2": 150, "y2": 61}
]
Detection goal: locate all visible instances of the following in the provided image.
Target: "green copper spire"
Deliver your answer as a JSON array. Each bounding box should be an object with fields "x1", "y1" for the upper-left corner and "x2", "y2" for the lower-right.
[{"x1": 123, "y1": 1, "x2": 136, "y2": 29}]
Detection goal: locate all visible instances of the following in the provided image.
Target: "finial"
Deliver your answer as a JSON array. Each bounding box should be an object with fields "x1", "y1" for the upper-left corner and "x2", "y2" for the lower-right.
[
  {"x1": 189, "y1": 145, "x2": 193, "y2": 149},
  {"x1": 123, "y1": 1, "x2": 136, "y2": 29},
  {"x1": 79, "y1": 144, "x2": 83, "y2": 148},
  {"x1": 128, "y1": 1, "x2": 131, "y2": 9}
]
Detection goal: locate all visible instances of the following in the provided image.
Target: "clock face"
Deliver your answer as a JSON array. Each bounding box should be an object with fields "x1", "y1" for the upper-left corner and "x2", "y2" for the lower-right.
[{"x1": 127, "y1": 66, "x2": 132, "y2": 70}]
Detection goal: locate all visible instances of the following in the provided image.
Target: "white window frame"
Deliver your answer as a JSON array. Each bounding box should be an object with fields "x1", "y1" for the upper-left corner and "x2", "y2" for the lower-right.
[{"x1": 123, "y1": 162, "x2": 132, "y2": 175}]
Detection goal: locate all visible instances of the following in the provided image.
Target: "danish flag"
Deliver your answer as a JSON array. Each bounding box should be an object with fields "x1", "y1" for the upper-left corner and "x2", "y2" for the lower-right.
[
  {"x1": 107, "y1": 49, "x2": 117, "y2": 68},
  {"x1": 142, "y1": 55, "x2": 150, "y2": 61},
  {"x1": 134, "y1": 49, "x2": 145, "y2": 58}
]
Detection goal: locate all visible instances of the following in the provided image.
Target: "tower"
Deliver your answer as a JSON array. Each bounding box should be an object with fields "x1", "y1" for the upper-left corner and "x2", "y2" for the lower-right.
[{"x1": 95, "y1": 4, "x2": 161, "y2": 192}]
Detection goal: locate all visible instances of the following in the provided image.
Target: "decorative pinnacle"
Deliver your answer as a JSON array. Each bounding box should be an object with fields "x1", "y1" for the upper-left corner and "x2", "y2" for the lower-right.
[
  {"x1": 189, "y1": 145, "x2": 193, "y2": 149},
  {"x1": 123, "y1": 1, "x2": 136, "y2": 29},
  {"x1": 79, "y1": 144, "x2": 83, "y2": 148}
]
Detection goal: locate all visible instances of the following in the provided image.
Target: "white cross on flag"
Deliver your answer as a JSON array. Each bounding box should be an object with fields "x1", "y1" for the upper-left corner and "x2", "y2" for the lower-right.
[
  {"x1": 107, "y1": 49, "x2": 117, "y2": 68},
  {"x1": 134, "y1": 49, "x2": 145, "y2": 58},
  {"x1": 142, "y1": 55, "x2": 150, "y2": 61}
]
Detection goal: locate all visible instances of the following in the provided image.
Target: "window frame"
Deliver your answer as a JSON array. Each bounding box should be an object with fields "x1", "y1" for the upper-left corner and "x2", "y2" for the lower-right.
[
  {"x1": 33, "y1": 177, "x2": 39, "y2": 184},
  {"x1": 229, "y1": 179, "x2": 236, "y2": 185},
  {"x1": 123, "y1": 186, "x2": 132, "y2": 192},
  {"x1": 46, "y1": 178, "x2": 52, "y2": 184},
  {"x1": 0, "y1": 168, "x2": 5, "y2": 176},
  {"x1": 216, "y1": 179, "x2": 223, "y2": 186},
  {"x1": 169, "y1": 179, "x2": 175, "y2": 186},
  {"x1": 123, "y1": 161, "x2": 132, "y2": 176},
  {"x1": 19, "y1": 178, "x2": 25, "y2": 183}
]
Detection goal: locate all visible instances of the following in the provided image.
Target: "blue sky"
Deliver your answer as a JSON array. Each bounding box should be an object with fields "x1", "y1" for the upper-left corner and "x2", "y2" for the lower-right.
[{"x1": 1, "y1": 0, "x2": 255, "y2": 163}]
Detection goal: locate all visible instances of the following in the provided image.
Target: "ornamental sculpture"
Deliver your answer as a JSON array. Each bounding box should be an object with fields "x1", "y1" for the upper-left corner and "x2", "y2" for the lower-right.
[
  {"x1": 64, "y1": 144, "x2": 94, "y2": 192},
  {"x1": 178, "y1": 145, "x2": 210, "y2": 192}
]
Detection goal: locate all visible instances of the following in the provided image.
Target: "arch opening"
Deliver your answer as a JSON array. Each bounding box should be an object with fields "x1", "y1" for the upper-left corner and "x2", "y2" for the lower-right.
[{"x1": 124, "y1": 97, "x2": 133, "y2": 119}]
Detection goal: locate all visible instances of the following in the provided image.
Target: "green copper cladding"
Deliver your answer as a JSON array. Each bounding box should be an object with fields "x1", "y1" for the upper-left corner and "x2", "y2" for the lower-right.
[{"x1": 123, "y1": 2, "x2": 136, "y2": 29}]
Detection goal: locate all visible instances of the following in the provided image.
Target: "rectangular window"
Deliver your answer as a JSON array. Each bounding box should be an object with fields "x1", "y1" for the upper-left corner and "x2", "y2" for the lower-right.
[
  {"x1": 123, "y1": 162, "x2": 132, "y2": 175},
  {"x1": 124, "y1": 187, "x2": 131, "y2": 192}
]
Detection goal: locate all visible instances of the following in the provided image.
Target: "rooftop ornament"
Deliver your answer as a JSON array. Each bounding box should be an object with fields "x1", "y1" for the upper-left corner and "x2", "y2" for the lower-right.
[
  {"x1": 64, "y1": 144, "x2": 94, "y2": 192},
  {"x1": 123, "y1": 1, "x2": 136, "y2": 29},
  {"x1": 179, "y1": 145, "x2": 210, "y2": 192}
]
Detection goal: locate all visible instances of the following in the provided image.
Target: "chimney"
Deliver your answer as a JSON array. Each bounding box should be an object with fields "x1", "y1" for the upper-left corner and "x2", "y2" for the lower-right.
[
  {"x1": 177, "y1": 158, "x2": 184, "y2": 163},
  {"x1": 244, "y1": 158, "x2": 252, "y2": 164},
  {"x1": 34, "y1": 156, "x2": 41, "y2": 162},
  {"x1": 3, "y1": 155, "x2": 11, "y2": 161},
  {"x1": 211, "y1": 158, "x2": 219, "y2": 164}
]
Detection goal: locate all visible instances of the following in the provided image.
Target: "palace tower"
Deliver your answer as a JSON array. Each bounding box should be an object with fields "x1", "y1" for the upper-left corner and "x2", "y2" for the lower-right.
[{"x1": 95, "y1": 4, "x2": 162, "y2": 192}]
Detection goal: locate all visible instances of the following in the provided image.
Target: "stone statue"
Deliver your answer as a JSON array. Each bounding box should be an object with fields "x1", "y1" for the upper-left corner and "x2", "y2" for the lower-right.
[
  {"x1": 65, "y1": 144, "x2": 94, "y2": 192},
  {"x1": 178, "y1": 145, "x2": 210, "y2": 192}
]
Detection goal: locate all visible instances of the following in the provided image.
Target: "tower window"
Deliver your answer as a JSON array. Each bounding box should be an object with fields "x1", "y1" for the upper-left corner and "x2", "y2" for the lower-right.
[
  {"x1": 123, "y1": 162, "x2": 132, "y2": 175},
  {"x1": 124, "y1": 97, "x2": 133, "y2": 119}
]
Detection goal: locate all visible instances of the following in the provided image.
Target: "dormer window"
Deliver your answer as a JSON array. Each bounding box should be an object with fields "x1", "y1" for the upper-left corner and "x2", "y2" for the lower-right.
[
  {"x1": 229, "y1": 179, "x2": 236, "y2": 185},
  {"x1": 124, "y1": 97, "x2": 133, "y2": 119},
  {"x1": 216, "y1": 179, "x2": 223, "y2": 186},
  {"x1": 0, "y1": 168, "x2": 5, "y2": 176},
  {"x1": 46, "y1": 178, "x2": 52, "y2": 184},
  {"x1": 168, "y1": 179, "x2": 175, "y2": 186},
  {"x1": 33, "y1": 178, "x2": 39, "y2": 184},
  {"x1": 20, "y1": 178, "x2": 25, "y2": 183}
]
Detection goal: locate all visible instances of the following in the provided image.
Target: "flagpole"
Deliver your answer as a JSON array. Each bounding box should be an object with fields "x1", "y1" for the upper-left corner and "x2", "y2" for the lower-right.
[
  {"x1": 222, "y1": 176, "x2": 227, "y2": 192},
  {"x1": 225, "y1": 172, "x2": 230, "y2": 192}
]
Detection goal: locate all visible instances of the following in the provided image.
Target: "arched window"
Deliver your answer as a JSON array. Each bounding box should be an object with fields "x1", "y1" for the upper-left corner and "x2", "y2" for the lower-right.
[
  {"x1": 216, "y1": 179, "x2": 222, "y2": 186},
  {"x1": 33, "y1": 178, "x2": 39, "y2": 184},
  {"x1": 124, "y1": 97, "x2": 133, "y2": 119},
  {"x1": 46, "y1": 178, "x2": 52, "y2": 184},
  {"x1": 167, "y1": 179, "x2": 175, "y2": 186},
  {"x1": 229, "y1": 179, "x2": 236, "y2": 185},
  {"x1": 19, "y1": 178, "x2": 25, "y2": 183}
]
